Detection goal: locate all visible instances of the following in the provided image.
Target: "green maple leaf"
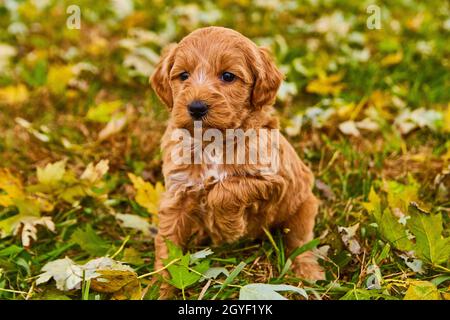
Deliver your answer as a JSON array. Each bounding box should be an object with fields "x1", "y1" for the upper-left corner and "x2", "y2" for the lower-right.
[
  {"x1": 378, "y1": 208, "x2": 414, "y2": 252},
  {"x1": 164, "y1": 240, "x2": 210, "y2": 290},
  {"x1": 70, "y1": 225, "x2": 111, "y2": 256},
  {"x1": 407, "y1": 205, "x2": 450, "y2": 265},
  {"x1": 384, "y1": 176, "x2": 420, "y2": 215},
  {"x1": 363, "y1": 187, "x2": 413, "y2": 251},
  {"x1": 166, "y1": 255, "x2": 209, "y2": 290}
]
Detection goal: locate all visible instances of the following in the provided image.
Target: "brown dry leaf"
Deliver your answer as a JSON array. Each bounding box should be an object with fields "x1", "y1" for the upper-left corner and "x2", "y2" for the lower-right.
[{"x1": 90, "y1": 270, "x2": 142, "y2": 300}]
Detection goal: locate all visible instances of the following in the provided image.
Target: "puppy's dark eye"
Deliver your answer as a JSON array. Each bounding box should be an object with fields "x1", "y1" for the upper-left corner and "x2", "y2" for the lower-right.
[
  {"x1": 179, "y1": 72, "x2": 189, "y2": 81},
  {"x1": 220, "y1": 72, "x2": 235, "y2": 82}
]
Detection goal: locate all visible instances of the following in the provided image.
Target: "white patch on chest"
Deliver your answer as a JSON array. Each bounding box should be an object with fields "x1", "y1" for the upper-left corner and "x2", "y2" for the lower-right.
[{"x1": 167, "y1": 164, "x2": 227, "y2": 193}]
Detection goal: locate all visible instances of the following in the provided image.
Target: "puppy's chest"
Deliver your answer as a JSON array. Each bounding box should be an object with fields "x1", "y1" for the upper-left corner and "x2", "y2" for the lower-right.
[
  {"x1": 166, "y1": 164, "x2": 275, "y2": 243},
  {"x1": 166, "y1": 163, "x2": 228, "y2": 196}
]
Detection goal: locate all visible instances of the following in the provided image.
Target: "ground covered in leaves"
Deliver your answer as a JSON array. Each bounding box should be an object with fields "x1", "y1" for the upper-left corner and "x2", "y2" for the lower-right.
[{"x1": 0, "y1": 0, "x2": 449, "y2": 300}]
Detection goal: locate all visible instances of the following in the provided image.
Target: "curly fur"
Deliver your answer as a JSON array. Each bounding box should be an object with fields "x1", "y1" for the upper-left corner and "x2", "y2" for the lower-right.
[{"x1": 150, "y1": 27, "x2": 324, "y2": 298}]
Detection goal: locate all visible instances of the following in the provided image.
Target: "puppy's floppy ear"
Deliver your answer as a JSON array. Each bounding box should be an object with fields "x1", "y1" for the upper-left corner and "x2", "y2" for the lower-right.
[
  {"x1": 150, "y1": 43, "x2": 177, "y2": 109},
  {"x1": 251, "y1": 47, "x2": 284, "y2": 109}
]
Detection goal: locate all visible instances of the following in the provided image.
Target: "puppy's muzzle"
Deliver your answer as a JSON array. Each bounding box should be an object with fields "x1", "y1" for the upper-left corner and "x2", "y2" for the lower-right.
[{"x1": 188, "y1": 100, "x2": 208, "y2": 119}]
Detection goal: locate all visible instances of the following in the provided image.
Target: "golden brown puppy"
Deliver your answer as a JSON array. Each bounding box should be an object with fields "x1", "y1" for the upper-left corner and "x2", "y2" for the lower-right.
[{"x1": 151, "y1": 26, "x2": 324, "y2": 297}]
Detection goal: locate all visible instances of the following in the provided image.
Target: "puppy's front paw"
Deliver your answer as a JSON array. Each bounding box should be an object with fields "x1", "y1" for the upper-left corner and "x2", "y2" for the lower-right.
[
  {"x1": 292, "y1": 252, "x2": 325, "y2": 281},
  {"x1": 158, "y1": 282, "x2": 176, "y2": 300}
]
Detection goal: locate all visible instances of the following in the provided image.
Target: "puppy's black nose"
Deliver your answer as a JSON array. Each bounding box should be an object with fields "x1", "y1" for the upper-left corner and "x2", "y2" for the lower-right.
[{"x1": 188, "y1": 100, "x2": 208, "y2": 119}]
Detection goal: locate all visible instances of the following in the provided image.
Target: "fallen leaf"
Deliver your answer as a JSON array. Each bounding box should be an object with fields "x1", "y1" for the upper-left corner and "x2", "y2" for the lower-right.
[
  {"x1": 363, "y1": 187, "x2": 414, "y2": 251},
  {"x1": 284, "y1": 114, "x2": 302, "y2": 137},
  {"x1": 70, "y1": 225, "x2": 111, "y2": 256},
  {"x1": 90, "y1": 269, "x2": 141, "y2": 300},
  {"x1": 80, "y1": 160, "x2": 109, "y2": 184},
  {"x1": 0, "y1": 169, "x2": 24, "y2": 206},
  {"x1": 394, "y1": 108, "x2": 443, "y2": 134},
  {"x1": 201, "y1": 267, "x2": 229, "y2": 282},
  {"x1": 339, "y1": 120, "x2": 360, "y2": 137},
  {"x1": 407, "y1": 207, "x2": 450, "y2": 265},
  {"x1": 123, "y1": 53, "x2": 154, "y2": 77},
  {"x1": 365, "y1": 264, "x2": 382, "y2": 289},
  {"x1": 384, "y1": 178, "x2": 420, "y2": 215},
  {"x1": 122, "y1": 247, "x2": 144, "y2": 265},
  {"x1": 98, "y1": 115, "x2": 127, "y2": 141},
  {"x1": 338, "y1": 223, "x2": 361, "y2": 255},
  {"x1": 443, "y1": 104, "x2": 450, "y2": 132},
  {"x1": 399, "y1": 254, "x2": 425, "y2": 274},
  {"x1": 115, "y1": 213, "x2": 152, "y2": 236},
  {"x1": 86, "y1": 100, "x2": 123, "y2": 123},
  {"x1": 128, "y1": 173, "x2": 164, "y2": 217},
  {"x1": 111, "y1": 0, "x2": 135, "y2": 20},
  {"x1": 190, "y1": 248, "x2": 214, "y2": 264},
  {"x1": 381, "y1": 51, "x2": 403, "y2": 66},
  {"x1": 306, "y1": 72, "x2": 345, "y2": 96},
  {"x1": 36, "y1": 257, "x2": 89, "y2": 291},
  {"x1": 83, "y1": 257, "x2": 135, "y2": 272},
  {"x1": 15, "y1": 216, "x2": 55, "y2": 247},
  {"x1": 36, "y1": 256, "x2": 135, "y2": 293},
  {"x1": 47, "y1": 65, "x2": 74, "y2": 94},
  {"x1": 37, "y1": 160, "x2": 66, "y2": 186},
  {"x1": 239, "y1": 284, "x2": 308, "y2": 300},
  {"x1": 277, "y1": 81, "x2": 297, "y2": 102},
  {"x1": 0, "y1": 43, "x2": 17, "y2": 71},
  {"x1": 355, "y1": 118, "x2": 379, "y2": 132},
  {"x1": 404, "y1": 281, "x2": 441, "y2": 300},
  {"x1": 0, "y1": 84, "x2": 29, "y2": 105}
]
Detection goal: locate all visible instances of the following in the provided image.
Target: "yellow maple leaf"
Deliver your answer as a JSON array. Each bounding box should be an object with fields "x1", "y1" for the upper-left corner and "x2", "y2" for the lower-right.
[
  {"x1": 381, "y1": 51, "x2": 403, "y2": 66},
  {"x1": 0, "y1": 169, "x2": 24, "y2": 207},
  {"x1": 306, "y1": 72, "x2": 345, "y2": 96},
  {"x1": 0, "y1": 84, "x2": 29, "y2": 105},
  {"x1": 442, "y1": 147, "x2": 450, "y2": 162},
  {"x1": 443, "y1": 288, "x2": 450, "y2": 300},
  {"x1": 444, "y1": 104, "x2": 450, "y2": 133},
  {"x1": 31, "y1": 194, "x2": 55, "y2": 212},
  {"x1": 47, "y1": 65, "x2": 74, "y2": 94},
  {"x1": 86, "y1": 100, "x2": 123, "y2": 123},
  {"x1": 128, "y1": 173, "x2": 164, "y2": 217},
  {"x1": 37, "y1": 160, "x2": 67, "y2": 186},
  {"x1": 362, "y1": 186, "x2": 381, "y2": 216}
]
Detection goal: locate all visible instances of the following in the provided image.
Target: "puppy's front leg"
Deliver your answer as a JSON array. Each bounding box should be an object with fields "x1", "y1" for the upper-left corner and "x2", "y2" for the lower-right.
[
  {"x1": 154, "y1": 195, "x2": 195, "y2": 299},
  {"x1": 283, "y1": 194, "x2": 325, "y2": 281},
  {"x1": 207, "y1": 176, "x2": 283, "y2": 243}
]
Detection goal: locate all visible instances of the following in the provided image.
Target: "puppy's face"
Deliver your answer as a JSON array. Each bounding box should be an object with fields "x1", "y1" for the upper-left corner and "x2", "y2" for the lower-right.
[{"x1": 151, "y1": 27, "x2": 283, "y2": 130}]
